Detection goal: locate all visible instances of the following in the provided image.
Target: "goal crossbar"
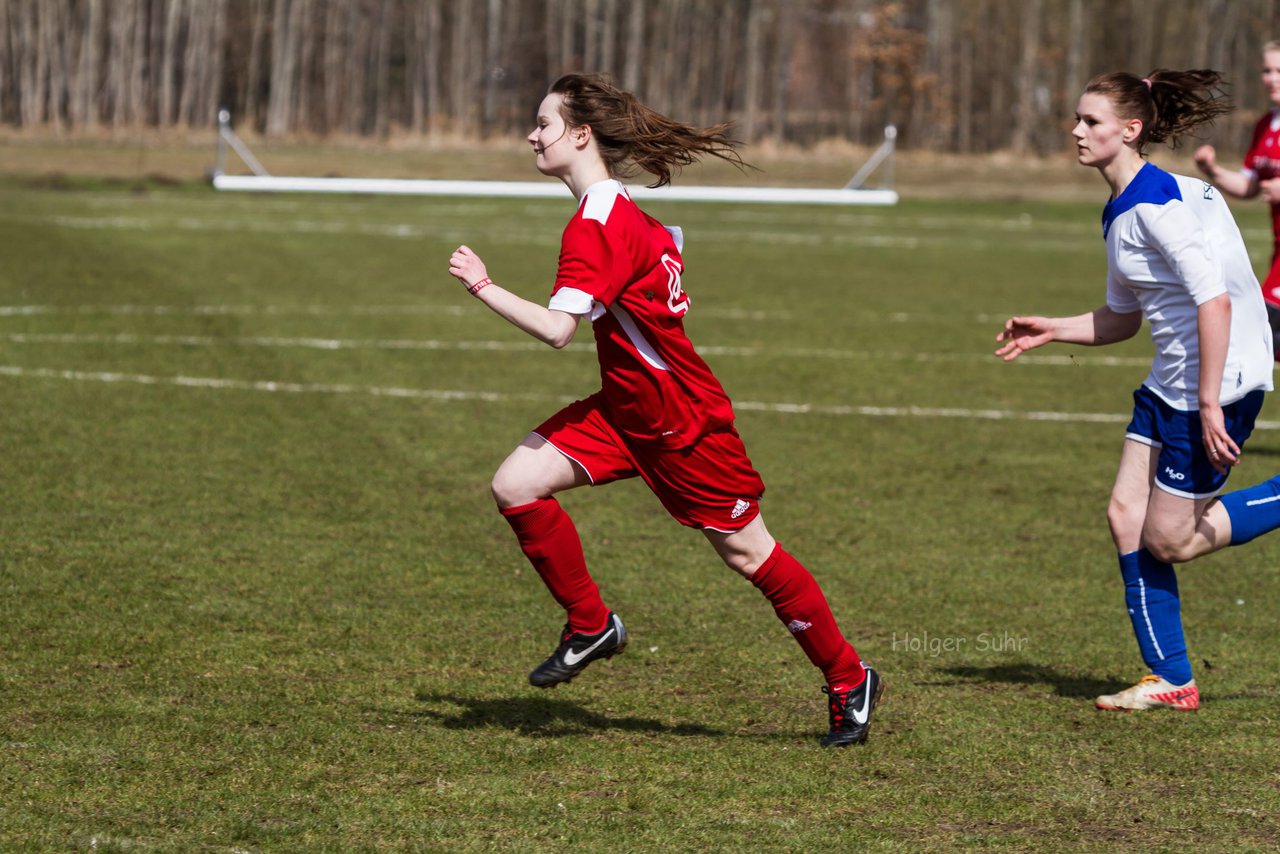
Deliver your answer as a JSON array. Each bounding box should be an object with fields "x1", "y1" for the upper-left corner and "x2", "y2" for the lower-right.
[{"x1": 211, "y1": 112, "x2": 897, "y2": 206}]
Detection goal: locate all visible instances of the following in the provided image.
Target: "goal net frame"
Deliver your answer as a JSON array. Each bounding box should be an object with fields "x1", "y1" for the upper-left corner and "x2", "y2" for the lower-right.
[{"x1": 210, "y1": 110, "x2": 897, "y2": 206}]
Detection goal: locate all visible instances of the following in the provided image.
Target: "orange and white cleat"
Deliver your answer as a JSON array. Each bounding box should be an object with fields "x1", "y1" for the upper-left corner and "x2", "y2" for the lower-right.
[{"x1": 1095, "y1": 674, "x2": 1199, "y2": 711}]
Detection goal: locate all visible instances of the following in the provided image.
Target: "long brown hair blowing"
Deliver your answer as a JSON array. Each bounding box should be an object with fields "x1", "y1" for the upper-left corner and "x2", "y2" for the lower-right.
[
  {"x1": 1084, "y1": 69, "x2": 1232, "y2": 155},
  {"x1": 549, "y1": 73, "x2": 749, "y2": 188}
]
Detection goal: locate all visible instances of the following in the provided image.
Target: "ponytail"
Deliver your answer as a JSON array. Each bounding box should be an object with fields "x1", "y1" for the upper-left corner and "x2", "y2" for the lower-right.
[{"x1": 1084, "y1": 69, "x2": 1231, "y2": 154}]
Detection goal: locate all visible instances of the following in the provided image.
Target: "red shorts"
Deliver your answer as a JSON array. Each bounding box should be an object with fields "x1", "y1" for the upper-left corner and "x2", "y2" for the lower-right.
[{"x1": 532, "y1": 393, "x2": 765, "y2": 531}]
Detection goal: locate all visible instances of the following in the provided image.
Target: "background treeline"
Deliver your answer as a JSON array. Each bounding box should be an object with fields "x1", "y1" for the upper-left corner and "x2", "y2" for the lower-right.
[{"x1": 2, "y1": 0, "x2": 1279, "y2": 154}]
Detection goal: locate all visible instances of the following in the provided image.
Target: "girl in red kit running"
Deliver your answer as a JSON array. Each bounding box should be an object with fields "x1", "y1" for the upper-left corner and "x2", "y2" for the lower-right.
[
  {"x1": 447, "y1": 73, "x2": 881, "y2": 747},
  {"x1": 1195, "y1": 40, "x2": 1280, "y2": 356}
]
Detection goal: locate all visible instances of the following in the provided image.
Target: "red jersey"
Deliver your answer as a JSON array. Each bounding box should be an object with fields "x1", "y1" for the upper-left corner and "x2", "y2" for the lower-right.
[
  {"x1": 1244, "y1": 109, "x2": 1280, "y2": 242},
  {"x1": 547, "y1": 179, "x2": 735, "y2": 449}
]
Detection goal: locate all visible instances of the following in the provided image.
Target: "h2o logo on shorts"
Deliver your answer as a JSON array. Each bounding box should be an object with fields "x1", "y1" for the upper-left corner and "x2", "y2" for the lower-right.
[
  {"x1": 661, "y1": 254, "x2": 689, "y2": 315},
  {"x1": 1164, "y1": 466, "x2": 1186, "y2": 482}
]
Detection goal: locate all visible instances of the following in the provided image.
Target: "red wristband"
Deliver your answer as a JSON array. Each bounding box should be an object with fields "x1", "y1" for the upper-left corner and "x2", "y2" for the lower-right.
[{"x1": 467, "y1": 277, "x2": 492, "y2": 296}]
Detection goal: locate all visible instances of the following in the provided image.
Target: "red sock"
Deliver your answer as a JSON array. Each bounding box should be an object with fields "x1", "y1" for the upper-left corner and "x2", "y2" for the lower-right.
[
  {"x1": 500, "y1": 498, "x2": 611, "y2": 635},
  {"x1": 750, "y1": 543, "x2": 865, "y2": 692}
]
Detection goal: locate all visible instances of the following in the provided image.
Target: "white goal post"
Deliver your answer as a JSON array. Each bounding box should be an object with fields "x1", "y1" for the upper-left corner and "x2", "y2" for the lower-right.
[{"x1": 211, "y1": 111, "x2": 898, "y2": 206}]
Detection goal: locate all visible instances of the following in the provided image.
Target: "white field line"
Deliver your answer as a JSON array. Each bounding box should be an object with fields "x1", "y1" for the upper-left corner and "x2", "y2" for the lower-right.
[
  {"x1": 43, "y1": 213, "x2": 559, "y2": 246},
  {"x1": 6, "y1": 364, "x2": 1272, "y2": 428},
  {"x1": 0, "y1": 303, "x2": 473, "y2": 318},
  {"x1": 0, "y1": 331, "x2": 1154, "y2": 367},
  {"x1": 0, "y1": 304, "x2": 1048, "y2": 325},
  {"x1": 43, "y1": 200, "x2": 1277, "y2": 244},
  {"x1": 0, "y1": 303, "x2": 782, "y2": 321},
  {"x1": 23, "y1": 211, "x2": 561, "y2": 246},
  {"x1": 0, "y1": 365, "x2": 556, "y2": 404},
  {"x1": 5, "y1": 331, "x2": 552, "y2": 352},
  {"x1": 9, "y1": 211, "x2": 1103, "y2": 252},
  {"x1": 14, "y1": 209, "x2": 1275, "y2": 263}
]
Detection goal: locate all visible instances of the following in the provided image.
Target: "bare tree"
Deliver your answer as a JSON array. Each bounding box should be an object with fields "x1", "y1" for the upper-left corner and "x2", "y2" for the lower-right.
[
  {"x1": 366, "y1": 0, "x2": 393, "y2": 137},
  {"x1": 71, "y1": 0, "x2": 102, "y2": 128},
  {"x1": 426, "y1": 0, "x2": 443, "y2": 134},
  {"x1": 483, "y1": 0, "x2": 503, "y2": 132},
  {"x1": 769, "y1": 0, "x2": 795, "y2": 142},
  {"x1": 104, "y1": 0, "x2": 135, "y2": 127},
  {"x1": 16, "y1": 0, "x2": 41, "y2": 126},
  {"x1": 741, "y1": 0, "x2": 764, "y2": 140},
  {"x1": 1011, "y1": 0, "x2": 1041, "y2": 154},
  {"x1": 0, "y1": 1, "x2": 10, "y2": 125},
  {"x1": 179, "y1": 1, "x2": 204, "y2": 127},
  {"x1": 599, "y1": 0, "x2": 618, "y2": 74},
  {"x1": 242, "y1": 0, "x2": 269, "y2": 129},
  {"x1": 405, "y1": 0, "x2": 427, "y2": 132},
  {"x1": 621, "y1": 0, "x2": 644, "y2": 91},
  {"x1": 911, "y1": 0, "x2": 950, "y2": 149},
  {"x1": 1065, "y1": 0, "x2": 1086, "y2": 98},
  {"x1": 265, "y1": 0, "x2": 293, "y2": 134},
  {"x1": 159, "y1": 0, "x2": 181, "y2": 126},
  {"x1": 2, "y1": 0, "x2": 1277, "y2": 153},
  {"x1": 583, "y1": 0, "x2": 599, "y2": 70},
  {"x1": 450, "y1": 0, "x2": 476, "y2": 133},
  {"x1": 39, "y1": 0, "x2": 64, "y2": 132}
]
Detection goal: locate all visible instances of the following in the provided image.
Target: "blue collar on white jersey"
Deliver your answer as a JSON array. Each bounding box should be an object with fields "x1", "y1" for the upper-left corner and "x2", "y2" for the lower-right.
[{"x1": 1101, "y1": 161, "x2": 1182, "y2": 238}]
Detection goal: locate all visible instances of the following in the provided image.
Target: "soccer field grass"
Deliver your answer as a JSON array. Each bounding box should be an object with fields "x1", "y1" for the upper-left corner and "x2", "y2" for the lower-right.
[{"x1": 3, "y1": 176, "x2": 1280, "y2": 851}]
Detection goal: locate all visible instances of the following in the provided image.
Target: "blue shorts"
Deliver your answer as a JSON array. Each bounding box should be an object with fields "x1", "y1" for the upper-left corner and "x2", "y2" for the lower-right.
[{"x1": 1125, "y1": 386, "x2": 1265, "y2": 499}]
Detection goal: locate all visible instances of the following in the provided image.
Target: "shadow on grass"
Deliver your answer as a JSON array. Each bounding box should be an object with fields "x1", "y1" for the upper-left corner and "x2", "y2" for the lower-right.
[
  {"x1": 943, "y1": 664, "x2": 1280, "y2": 705},
  {"x1": 938, "y1": 663, "x2": 1117, "y2": 699},
  {"x1": 410, "y1": 691, "x2": 726, "y2": 738}
]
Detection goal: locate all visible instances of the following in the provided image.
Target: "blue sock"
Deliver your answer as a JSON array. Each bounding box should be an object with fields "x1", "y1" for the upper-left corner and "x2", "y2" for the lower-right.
[
  {"x1": 1117, "y1": 549, "x2": 1192, "y2": 685},
  {"x1": 1219, "y1": 474, "x2": 1280, "y2": 545}
]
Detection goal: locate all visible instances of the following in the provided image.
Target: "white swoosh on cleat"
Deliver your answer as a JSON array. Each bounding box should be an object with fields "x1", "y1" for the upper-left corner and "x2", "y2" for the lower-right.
[
  {"x1": 562, "y1": 628, "x2": 615, "y2": 667},
  {"x1": 850, "y1": 680, "x2": 873, "y2": 725}
]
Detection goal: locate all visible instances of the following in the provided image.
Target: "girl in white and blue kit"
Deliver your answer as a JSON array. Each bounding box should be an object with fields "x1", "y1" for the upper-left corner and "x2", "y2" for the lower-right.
[{"x1": 996, "y1": 69, "x2": 1279, "y2": 711}]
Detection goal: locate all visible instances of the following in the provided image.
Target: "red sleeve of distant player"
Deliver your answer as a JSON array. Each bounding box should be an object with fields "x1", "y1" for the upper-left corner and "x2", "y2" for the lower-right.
[
  {"x1": 553, "y1": 215, "x2": 630, "y2": 306},
  {"x1": 1244, "y1": 113, "x2": 1270, "y2": 172}
]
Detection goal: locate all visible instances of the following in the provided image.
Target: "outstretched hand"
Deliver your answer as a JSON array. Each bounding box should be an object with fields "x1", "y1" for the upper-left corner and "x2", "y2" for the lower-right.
[
  {"x1": 995, "y1": 316, "x2": 1055, "y2": 361},
  {"x1": 448, "y1": 245, "x2": 489, "y2": 291}
]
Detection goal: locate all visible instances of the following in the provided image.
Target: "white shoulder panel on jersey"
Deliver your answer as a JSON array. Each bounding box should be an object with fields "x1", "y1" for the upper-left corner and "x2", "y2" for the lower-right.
[
  {"x1": 580, "y1": 178, "x2": 626, "y2": 224},
  {"x1": 664, "y1": 225, "x2": 684, "y2": 252}
]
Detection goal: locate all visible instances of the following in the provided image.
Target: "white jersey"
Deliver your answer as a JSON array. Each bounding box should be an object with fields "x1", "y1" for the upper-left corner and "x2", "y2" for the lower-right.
[{"x1": 1103, "y1": 163, "x2": 1273, "y2": 410}]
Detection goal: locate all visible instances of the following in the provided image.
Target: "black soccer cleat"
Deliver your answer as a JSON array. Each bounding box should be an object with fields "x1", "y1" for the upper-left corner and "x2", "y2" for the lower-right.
[
  {"x1": 529, "y1": 611, "x2": 628, "y2": 688},
  {"x1": 820, "y1": 664, "x2": 883, "y2": 747}
]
